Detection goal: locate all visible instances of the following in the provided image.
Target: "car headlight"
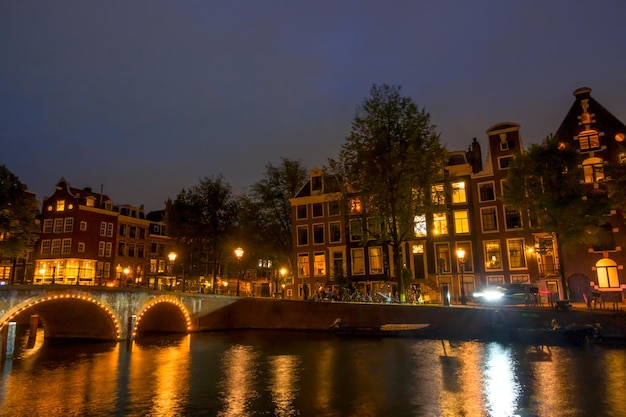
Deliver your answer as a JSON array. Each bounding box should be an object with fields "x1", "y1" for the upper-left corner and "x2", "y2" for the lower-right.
[{"x1": 483, "y1": 290, "x2": 504, "y2": 301}]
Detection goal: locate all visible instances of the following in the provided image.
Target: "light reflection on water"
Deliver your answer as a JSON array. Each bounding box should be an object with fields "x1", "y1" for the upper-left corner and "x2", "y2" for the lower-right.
[{"x1": 1, "y1": 328, "x2": 624, "y2": 417}]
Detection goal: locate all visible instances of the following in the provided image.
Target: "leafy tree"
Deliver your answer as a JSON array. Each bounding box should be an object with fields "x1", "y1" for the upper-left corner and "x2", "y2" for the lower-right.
[
  {"x1": 166, "y1": 175, "x2": 239, "y2": 293},
  {"x1": 0, "y1": 165, "x2": 39, "y2": 283},
  {"x1": 503, "y1": 134, "x2": 610, "y2": 296},
  {"x1": 246, "y1": 158, "x2": 308, "y2": 276},
  {"x1": 604, "y1": 151, "x2": 626, "y2": 213},
  {"x1": 331, "y1": 84, "x2": 447, "y2": 302}
]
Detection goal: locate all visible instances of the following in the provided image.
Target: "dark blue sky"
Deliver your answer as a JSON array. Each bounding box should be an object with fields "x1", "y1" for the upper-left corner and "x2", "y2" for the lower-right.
[{"x1": 2, "y1": 1, "x2": 625, "y2": 211}]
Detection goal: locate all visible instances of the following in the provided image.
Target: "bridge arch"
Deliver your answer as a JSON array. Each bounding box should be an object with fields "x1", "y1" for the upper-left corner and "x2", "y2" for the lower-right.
[
  {"x1": 0, "y1": 293, "x2": 121, "y2": 341},
  {"x1": 133, "y1": 295, "x2": 192, "y2": 336}
]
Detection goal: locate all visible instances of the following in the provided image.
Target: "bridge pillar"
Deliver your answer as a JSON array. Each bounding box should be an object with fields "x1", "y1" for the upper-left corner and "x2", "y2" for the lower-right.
[
  {"x1": 28, "y1": 315, "x2": 39, "y2": 348},
  {"x1": 127, "y1": 315, "x2": 136, "y2": 343},
  {"x1": 1, "y1": 322, "x2": 16, "y2": 359}
]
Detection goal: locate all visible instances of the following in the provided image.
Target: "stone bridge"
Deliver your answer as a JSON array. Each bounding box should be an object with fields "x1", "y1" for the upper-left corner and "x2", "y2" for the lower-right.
[{"x1": 0, "y1": 285, "x2": 238, "y2": 341}]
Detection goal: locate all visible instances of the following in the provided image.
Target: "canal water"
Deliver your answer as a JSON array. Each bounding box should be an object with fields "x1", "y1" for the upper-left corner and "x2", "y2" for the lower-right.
[{"x1": 1, "y1": 328, "x2": 624, "y2": 417}]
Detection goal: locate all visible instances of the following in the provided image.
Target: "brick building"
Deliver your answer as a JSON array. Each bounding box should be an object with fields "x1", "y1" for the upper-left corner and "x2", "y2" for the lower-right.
[{"x1": 287, "y1": 87, "x2": 626, "y2": 305}]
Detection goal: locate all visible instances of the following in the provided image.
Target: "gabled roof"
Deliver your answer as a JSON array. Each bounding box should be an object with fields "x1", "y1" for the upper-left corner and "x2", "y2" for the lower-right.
[
  {"x1": 555, "y1": 87, "x2": 626, "y2": 141},
  {"x1": 54, "y1": 178, "x2": 114, "y2": 207}
]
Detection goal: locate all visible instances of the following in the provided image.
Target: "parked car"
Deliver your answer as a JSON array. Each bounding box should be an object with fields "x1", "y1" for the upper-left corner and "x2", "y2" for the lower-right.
[{"x1": 473, "y1": 283, "x2": 532, "y2": 305}]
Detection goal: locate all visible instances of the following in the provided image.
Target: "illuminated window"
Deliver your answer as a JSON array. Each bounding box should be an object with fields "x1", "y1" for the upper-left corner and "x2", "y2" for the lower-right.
[
  {"x1": 297, "y1": 253, "x2": 310, "y2": 277},
  {"x1": 351, "y1": 248, "x2": 365, "y2": 275},
  {"x1": 433, "y1": 212, "x2": 448, "y2": 236},
  {"x1": 481, "y1": 207, "x2": 498, "y2": 232},
  {"x1": 578, "y1": 130, "x2": 600, "y2": 150},
  {"x1": 484, "y1": 241, "x2": 502, "y2": 270},
  {"x1": 507, "y1": 238, "x2": 526, "y2": 269},
  {"x1": 414, "y1": 214, "x2": 427, "y2": 237},
  {"x1": 56, "y1": 200, "x2": 65, "y2": 211},
  {"x1": 431, "y1": 184, "x2": 446, "y2": 205},
  {"x1": 596, "y1": 258, "x2": 619, "y2": 288},
  {"x1": 314, "y1": 252, "x2": 326, "y2": 276},
  {"x1": 583, "y1": 157, "x2": 604, "y2": 183},
  {"x1": 350, "y1": 198, "x2": 362, "y2": 213},
  {"x1": 453, "y1": 210, "x2": 469, "y2": 234},
  {"x1": 369, "y1": 247, "x2": 384, "y2": 274},
  {"x1": 451, "y1": 182, "x2": 466, "y2": 203}
]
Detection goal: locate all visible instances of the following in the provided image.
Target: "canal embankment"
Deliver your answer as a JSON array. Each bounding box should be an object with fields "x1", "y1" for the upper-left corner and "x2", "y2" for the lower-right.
[{"x1": 197, "y1": 297, "x2": 626, "y2": 341}]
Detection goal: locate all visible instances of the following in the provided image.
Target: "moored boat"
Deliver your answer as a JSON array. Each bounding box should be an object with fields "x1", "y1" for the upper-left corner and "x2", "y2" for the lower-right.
[{"x1": 329, "y1": 319, "x2": 434, "y2": 338}]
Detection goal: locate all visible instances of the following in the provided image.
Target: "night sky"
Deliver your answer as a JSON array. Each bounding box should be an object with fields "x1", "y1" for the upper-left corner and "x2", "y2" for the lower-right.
[{"x1": 2, "y1": 1, "x2": 625, "y2": 212}]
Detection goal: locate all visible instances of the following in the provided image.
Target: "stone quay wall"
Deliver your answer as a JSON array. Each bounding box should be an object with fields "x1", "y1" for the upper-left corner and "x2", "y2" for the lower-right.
[{"x1": 197, "y1": 298, "x2": 626, "y2": 340}]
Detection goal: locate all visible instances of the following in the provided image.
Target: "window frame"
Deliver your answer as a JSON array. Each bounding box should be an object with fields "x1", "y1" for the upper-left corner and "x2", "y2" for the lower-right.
[
  {"x1": 484, "y1": 240, "x2": 503, "y2": 271},
  {"x1": 478, "y1": 181, "x2": 496, "y2": 202},
  {"x1": 368, "y1": 246, "x2": 384, "y2": 275},
  {"x1": 480, "y1": 206, "x2": 499, "y2": 233},
  {"x1": 297, "y1": 225, "x2": 309, "y2": 246},
  {"x1": 507, "y1": 238, "x2": 527, "y2": 270},
  {"x1": 453, "y1": 210, "x2": 470, "y2": 234}
]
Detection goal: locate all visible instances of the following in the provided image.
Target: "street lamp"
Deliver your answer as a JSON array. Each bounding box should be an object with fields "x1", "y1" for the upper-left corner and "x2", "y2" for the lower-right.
[
  {"x1": 235, "y1": 247, "x2": 244, "y2": 297},
  {"x1": 280, "y1": 267, "x2": 287, "y2": 296},
  {"x1": 456, "y1": 248, "x2": 467, "y2": 305},
  {"x1": 168, "y1": 252, "x2": 177, "y2": 291},
  {"x1": 123, "y1": 267, "x2": 130, "y2": 288},
  {"x1": 38, "y1": 267, "x2": 45, "y2": 285}
]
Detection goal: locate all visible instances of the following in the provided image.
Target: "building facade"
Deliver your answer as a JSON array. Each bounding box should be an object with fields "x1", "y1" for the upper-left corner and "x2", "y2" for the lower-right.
[
  {"x1": 288, "y1": 88, "x2": 626, "y2": 305},
  {"x1": 554, "y1": 87, "x2": 626, "y2": 304},
  {"x1": 36, "y1": 179, "x2": 118, "y2": 285}
]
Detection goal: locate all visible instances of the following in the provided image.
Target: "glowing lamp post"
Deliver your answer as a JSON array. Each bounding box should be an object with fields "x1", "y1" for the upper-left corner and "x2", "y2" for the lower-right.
[
  {"x1": 168, "y1": 252, "x2": 177, "y2": 291},
  {"x1": 122, "y1": 267, "x2": 130, "y2": 288},
  {"x1": 235, "y1": 247, "x2": 244, "y2": 297},
  {"x1": 456, "y1": 248, "x2": 467, "y2": 305},
  {"x1": 280, "y1": 267, "x2": 287, "y2": 296}
]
